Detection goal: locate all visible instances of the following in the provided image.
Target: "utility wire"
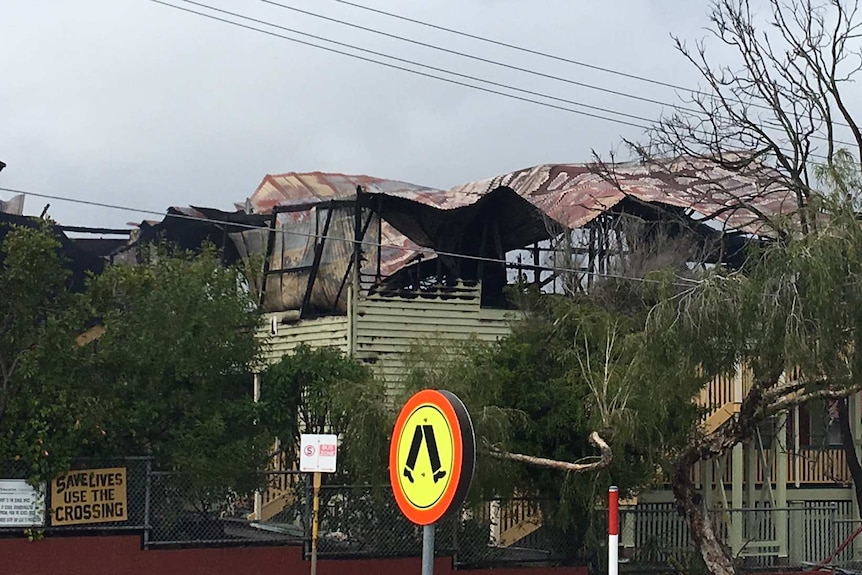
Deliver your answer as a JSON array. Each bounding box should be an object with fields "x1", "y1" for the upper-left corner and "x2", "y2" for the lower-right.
[
  {"x1": 257, "y1": 0, "x2": 703, "y2": 118},
  {"x1": 149, "y1": 0, "x2": 649, "y2": 129},
  {"x1": 0, "y1": 185, "x2": 670, "y2": 284},
  {"x1": 171, "y1": 0, "x2": 654, "y2": 127},
  {"x1": 258, "y1": 0, "x2": 856, "y2": 150},
  {"x1": 326, "y1": 0, "x2": 856, "y2": 132},
  {"x1": 151, "y1": 0, "x2": 835, "y2": 162}
]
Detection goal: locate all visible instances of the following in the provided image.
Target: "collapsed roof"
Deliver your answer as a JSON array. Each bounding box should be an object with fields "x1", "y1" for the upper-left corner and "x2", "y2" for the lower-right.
[
  {"x1": 126, "y1": 158, "x2": 798, "y2": 316},
  {"x1": 249, "y1": 172, "x2": 446, "y2": 277},
  {"x1": 364, "y1": 158, "x2": 796, "y2": 254},
  {"x1": 251, "y1": 160, "x2": 795, "y2": 313},
  {"x1": 0, "y1": 213, "x2": 117, "y2": 291}
]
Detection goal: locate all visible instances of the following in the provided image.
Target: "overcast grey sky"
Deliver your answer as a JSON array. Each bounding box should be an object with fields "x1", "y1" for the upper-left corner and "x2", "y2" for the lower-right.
[{"x1": 2, "y1": 1, "x2": 713, "y2": 228}]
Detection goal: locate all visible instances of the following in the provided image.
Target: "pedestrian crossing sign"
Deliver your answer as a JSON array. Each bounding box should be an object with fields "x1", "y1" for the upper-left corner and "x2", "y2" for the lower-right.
[{"x1": 389, "y1": 389, "x2": 475, "y2": 525}]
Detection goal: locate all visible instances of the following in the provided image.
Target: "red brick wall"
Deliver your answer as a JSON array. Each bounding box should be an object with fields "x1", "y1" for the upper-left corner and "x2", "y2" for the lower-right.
[{"x1": 0, "y1": 536, "x2": 588, "y2": 575}]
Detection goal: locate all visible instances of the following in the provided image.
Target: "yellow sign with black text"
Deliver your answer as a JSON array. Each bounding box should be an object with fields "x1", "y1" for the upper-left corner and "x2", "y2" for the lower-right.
[
  {"x1": 50, "y1": 467, "x2": 128, "y2": 526},
  {"x1": 390, "y1": 389, "x2": 475, "y2": 525}
]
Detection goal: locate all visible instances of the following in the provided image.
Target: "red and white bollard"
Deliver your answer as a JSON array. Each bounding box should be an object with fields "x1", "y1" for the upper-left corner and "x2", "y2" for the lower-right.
[{"x1": 608, "y1": 486, "x2": 619, "y2": 575}]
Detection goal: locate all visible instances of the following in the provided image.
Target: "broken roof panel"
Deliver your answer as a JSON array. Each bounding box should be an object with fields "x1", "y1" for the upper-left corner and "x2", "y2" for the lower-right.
[
  {"x1": 441, "y1": 159, "x2": 797, "y2": 235},
  {"x1": 249, "y1": 171, "x2": 446, "y2": 277},
  {"x1": 250, "y1": 171, "x2": 445, "y2": 212},
  {"x1": 351, "y1": 159, "x2": 797, "y2": 262}
]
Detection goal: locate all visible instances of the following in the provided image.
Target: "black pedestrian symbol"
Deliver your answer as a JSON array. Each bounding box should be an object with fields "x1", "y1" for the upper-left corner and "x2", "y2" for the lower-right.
[{"x1": 403, "y1": 425, "x2": 447, "y2": 484}]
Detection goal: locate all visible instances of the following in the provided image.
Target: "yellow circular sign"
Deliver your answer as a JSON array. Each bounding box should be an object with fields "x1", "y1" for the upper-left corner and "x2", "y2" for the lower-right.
[
  {"x1": 395, "y1": 403, "x2": 455, "y2": 510},
  {"x1": 389, "y1": 389, "x2": 475, "y2": 525}
]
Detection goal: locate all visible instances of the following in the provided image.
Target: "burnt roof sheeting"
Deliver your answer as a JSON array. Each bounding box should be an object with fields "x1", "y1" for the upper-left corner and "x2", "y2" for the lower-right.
[
  {"x1": 134, "y1": 206, "x2": 270, "y2": 264},
  {"x1": 372, "y1": 186, "x2": 551, "y2": 255},
  {"x1": 251, "y1": 172, "x2": 444, "y2": 213},
  {"x1": 355, "y1": 159, "x2": 796, "y2": 265},
  {"x1": 249, "y1": 172, "x2": 444, "y2": 277},
  {"x1": 442, "y1": 160, "x2": 796, "y2": 235}
]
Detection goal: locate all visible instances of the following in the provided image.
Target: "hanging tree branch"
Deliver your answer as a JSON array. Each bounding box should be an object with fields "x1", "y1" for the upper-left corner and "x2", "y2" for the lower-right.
[{"x1": 485, "y1": 431, "x2": 612, "y2": 473}]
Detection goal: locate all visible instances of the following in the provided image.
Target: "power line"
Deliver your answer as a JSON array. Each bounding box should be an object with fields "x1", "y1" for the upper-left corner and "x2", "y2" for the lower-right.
[
  {"x1": 328, "y1": 0, "x2": 700, "y2": 94},
  {"x1": 257, "y1": 0, "x2": 856, "y2": 150},
  {"x1": 148, "y1": 0, "x2": 649, "y2": 129},
  {"x1": 150, "y1": 0, "x2": 836, "y2": 161},
  {"x1": 0, "y1": 185, "x2": 664, "y2": 284},
  {"x1": 326, "y1": 0, "x2": 857, "y2": 132},
  {"x1": 257, "y1": 0, "x2": 703, "y2": 118}
]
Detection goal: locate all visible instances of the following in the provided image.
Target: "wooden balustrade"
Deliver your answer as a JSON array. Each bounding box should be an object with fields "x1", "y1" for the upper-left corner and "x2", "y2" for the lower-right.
[{"x1": 696, "y1": 448, "x2": 850, "y2": 487}]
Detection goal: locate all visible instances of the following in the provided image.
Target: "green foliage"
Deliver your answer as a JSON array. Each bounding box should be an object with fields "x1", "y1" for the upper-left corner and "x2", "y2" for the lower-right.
[
  {"x1": 260, "y1": 345, "x2": 389, "y2": 483},
  {"x1": 0, "y1": 224, "x2": 100, "y2": 485},
  {"x1": 82, "y1": 245, "x2": 269, "y2": 500},
  {"x1": 404, "y1": 291, "x2": 701, "y2": 553},
  {"x1": 642, "y1": 152, "x2": 862, "y2": 404},
  {"x1": 1, "y1": 231, "x2": 270, "y2": 503}
]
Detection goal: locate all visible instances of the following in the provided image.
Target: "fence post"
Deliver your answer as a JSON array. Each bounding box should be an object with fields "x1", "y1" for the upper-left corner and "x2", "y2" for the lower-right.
[
  {"x1": 789, "y1": 501, "x2": 803, "y2": 566},
  {"x1": 489, "y1": 500, "x2": 501, "y2": 546},
  {"x1": 143, "y1": 458, "x2": 152, "y2": 550}
]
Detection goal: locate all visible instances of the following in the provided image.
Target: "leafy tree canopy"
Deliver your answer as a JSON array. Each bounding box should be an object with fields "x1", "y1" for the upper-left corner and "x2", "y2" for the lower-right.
[
  {"x1": 260, "y1": 345, "x2": 389, "y2": 484},
  {"x1": 1, "y1": 230, "x2": 270, "y2": 501}
]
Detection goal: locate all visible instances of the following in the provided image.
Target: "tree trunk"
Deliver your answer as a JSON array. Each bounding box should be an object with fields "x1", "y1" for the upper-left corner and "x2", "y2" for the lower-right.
[
  {"x1": 672, "y1": 462, "x2": 738, "y2": 575},
  {"x1": 837, "y1": 397, "x2": 862, "y2": 512}
]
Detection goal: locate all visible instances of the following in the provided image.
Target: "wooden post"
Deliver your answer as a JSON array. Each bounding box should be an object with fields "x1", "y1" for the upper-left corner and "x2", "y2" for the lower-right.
[
  {"x1": 730, "y1": 443, "x2": 744, "y2": 555},
  {"x1": 776, "y1": 412, "x2": 788, "y2": 558},
  {"x1": 311, "y1": 472, "x2": 321, "y2": 575},
  {"x1": 489, "y1": 500, "x2": 501, "y2": 546},
  {"x1": 793, "y1": 405, "x2": 801, "y2": 488}
]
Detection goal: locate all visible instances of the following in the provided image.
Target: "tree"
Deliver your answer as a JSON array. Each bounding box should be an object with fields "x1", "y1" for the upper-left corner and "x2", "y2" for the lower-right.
[
  {"x1": 1, "y1": 228, "x2": 272, "y2": 514},
  {"x1": 260, "y1": 345, "x2": 390, "y2": 483},
  {"x1": 404, "y1": 291, "x2": 702, "y2": 561},
  {"x1": 620, "y1": 1, "x2": 862, "y2": 573},
  {"x1": 82, "y1": 245, "x2": 270, "y2": 504},
  {"x1": 0, "y1": 223, "x2": 104, "y2": 485}
]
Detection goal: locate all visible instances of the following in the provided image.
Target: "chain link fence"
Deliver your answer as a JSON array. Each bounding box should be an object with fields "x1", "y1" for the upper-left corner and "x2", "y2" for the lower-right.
[
  {"x1": 0, "y1": 457, "x2": 151, "y2": 536},
  {"x1": 261, "y1": 480, "x2": 577, "y2": 567},
  {"x1": 4, "y1": 458, "x2": 862, "y2": 572}
]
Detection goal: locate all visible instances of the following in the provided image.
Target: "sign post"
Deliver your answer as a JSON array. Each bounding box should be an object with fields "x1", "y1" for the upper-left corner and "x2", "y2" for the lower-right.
[
  {"x1": 389, "y1": 389, "x2": 475, "y2": 575},
  {"x1": 300, "y1": 433, "x2": 338, "y2": 575},
  {"x1": 311, "y1": 471, "x2": 321, "y2": 575}
]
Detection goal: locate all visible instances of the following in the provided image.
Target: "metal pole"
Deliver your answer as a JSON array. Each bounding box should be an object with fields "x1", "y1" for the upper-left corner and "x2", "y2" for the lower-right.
[
  {"x1": 310, "y1": 472, "x2": 321, "y2": 575},
  {"x1": 608, "y1": 486, "x2": 619, "y2": 575},
  {"x1": 422, "y1": 523, "x2": 435, "y2": 575},
  {"x1": 143, "y1": 458, "x2": 152, "y2": 550},
  {"x1": 253, "y1": 373, "x2": 262, "y2": 521}
]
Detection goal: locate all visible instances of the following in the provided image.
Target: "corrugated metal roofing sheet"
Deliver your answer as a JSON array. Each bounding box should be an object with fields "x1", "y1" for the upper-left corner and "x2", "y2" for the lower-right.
[
  {"x1": 248, "y1": 161, "x2": 796, "y2": 287},
  {"x1": 249, "y1": 171, "x2": 445, "y2": 277},
  {"x1": 365, "y1": 159, "x2": 797, "y2": 237}
]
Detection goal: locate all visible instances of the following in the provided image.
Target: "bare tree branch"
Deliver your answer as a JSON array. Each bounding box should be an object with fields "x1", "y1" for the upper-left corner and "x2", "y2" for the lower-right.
[{"x1": 486, "y1": 431, "x2": 612, "y2": 473}]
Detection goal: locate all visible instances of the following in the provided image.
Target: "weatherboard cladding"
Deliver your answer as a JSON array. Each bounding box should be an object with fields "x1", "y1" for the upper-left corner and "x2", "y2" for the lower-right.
[
  {"x1": 259, "y1": 315, "x2": 349, "y2": 364},
  {"x1": 355, "y1": 287, "x2": 518, "y2": 389},
  {"x1": 260, "y1": 285, "x2": 519, "y2": 388}
]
